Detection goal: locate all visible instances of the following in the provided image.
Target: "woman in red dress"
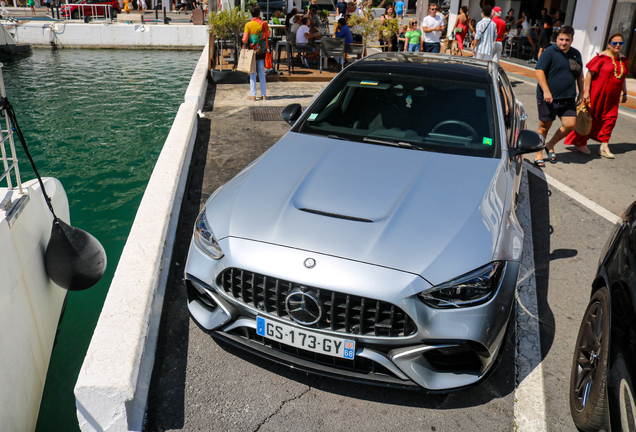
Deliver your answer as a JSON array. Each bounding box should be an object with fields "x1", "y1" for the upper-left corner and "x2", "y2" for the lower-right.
[
  {"x1": 564, "y1": 33, "x2": 628, "y2": 158},
  {"x1": 452, "y1": 6, "x2": 472, "y2": 53}
]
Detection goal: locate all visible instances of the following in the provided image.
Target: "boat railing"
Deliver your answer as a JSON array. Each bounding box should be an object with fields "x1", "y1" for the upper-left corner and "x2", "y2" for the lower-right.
[
  {"x1": 0, "y1": 63, "x2": 23, "y2": 195},
  {"x1": 62, "y1": 3, "x2": 117, "y2": 22}
]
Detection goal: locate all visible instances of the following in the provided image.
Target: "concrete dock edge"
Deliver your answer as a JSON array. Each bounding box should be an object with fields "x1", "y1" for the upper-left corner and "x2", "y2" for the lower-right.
[{"x1": 74, "y1": 45, "x2": 209, "y2": 432}]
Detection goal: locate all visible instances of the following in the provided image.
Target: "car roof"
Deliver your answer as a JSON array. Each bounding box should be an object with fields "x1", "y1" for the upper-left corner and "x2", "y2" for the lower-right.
[{"x1": 347, "y1": 53, "x2": 495, "y2": 86}]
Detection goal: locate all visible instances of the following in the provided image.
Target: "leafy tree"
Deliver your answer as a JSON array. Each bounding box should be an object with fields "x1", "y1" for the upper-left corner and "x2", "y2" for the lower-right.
[
  {"x1": 208, "y1": 7, "x2": 250, "y2": 70},
  {"x1": 347, "y1": 5, "x2": 380, "y2": 46}
]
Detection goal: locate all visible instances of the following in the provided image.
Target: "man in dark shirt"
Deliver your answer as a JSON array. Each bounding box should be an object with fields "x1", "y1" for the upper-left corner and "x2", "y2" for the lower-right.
[
  {"x1": 336, "y1": 0, "x2": 347, "y2": 18},
  {"x1": 533, "y1": 25, "x2": 583, "y2": 167},
  {"x1": 335, "y1": 17, "x2": 353, "y2": 43},
  {"x1": 537, "y1": 15, "x2": 553, "y2": 58}
]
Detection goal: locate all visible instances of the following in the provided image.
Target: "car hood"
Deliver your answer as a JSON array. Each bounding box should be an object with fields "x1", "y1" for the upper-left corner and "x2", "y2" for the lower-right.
[{"x1": 206, "y1": 132, "x2": 507, "y2": 285}]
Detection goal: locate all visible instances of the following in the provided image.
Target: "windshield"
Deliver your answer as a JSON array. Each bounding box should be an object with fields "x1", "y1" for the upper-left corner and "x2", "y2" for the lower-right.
[{"x1": 297, "y1": 71, "x2": 500, "y2": 158}]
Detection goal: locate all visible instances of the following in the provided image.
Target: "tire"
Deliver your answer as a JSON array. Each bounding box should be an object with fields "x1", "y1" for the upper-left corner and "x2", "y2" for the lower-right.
[
  {"x1": 111, "y1": 9, "x2": 117, "y2": 18},
  {"x1": 608, "y1": 350, "x2": 636, "y2": 432},
  {"x1": 71, "y1": 9, "x2": 79, "y2": 19},
  {"x1": 570, "y1": 287, "x2": 611, "y2": 431}
]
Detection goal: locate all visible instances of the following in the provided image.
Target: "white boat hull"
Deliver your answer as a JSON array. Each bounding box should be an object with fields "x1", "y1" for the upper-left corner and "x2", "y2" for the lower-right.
[{"x1": 0, "y1": 177, "x2": 69, "y2": 432}]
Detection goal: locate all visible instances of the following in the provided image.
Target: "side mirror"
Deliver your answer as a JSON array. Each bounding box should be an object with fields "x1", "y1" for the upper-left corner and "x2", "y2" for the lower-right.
[
  {"x1": 509, "y1": 130, "x2": 545, "y2": 157},
  {"x1": 281, "y1": 103, "x2": 302, "y2": 126}
]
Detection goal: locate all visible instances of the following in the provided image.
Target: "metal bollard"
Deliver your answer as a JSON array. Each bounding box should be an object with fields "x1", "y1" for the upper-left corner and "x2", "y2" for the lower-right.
[{"x1": 163, "y1": 6, "x2": 170, "y2": 24}]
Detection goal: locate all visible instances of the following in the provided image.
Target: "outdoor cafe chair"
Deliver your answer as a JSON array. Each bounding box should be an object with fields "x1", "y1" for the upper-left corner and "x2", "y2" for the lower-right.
[{"x1": 319, "y1": 36, "x2": 345, "y2": 73}]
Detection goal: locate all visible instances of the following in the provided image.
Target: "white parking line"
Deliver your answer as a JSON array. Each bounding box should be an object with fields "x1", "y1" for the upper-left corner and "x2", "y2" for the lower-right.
[
  {"x1": 524, "y1": 162, "x2": 621, "y2": 224},
  {"x1": 514, "y1": 168, "x2": 548, "y2": 432}
]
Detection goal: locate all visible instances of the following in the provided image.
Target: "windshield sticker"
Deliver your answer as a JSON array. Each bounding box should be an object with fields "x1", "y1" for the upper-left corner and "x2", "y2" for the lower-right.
[
  {"x1": 360, "y1": 80, "x2": 379, "y2": 86},
  {"x1": 475, "y1": 89, "x2": 486, "y2": 98},
  {"x1": 483, "y1": 137, "x2": 493, "y2": 145},
  {"x1": 308, "y1": 113, "x2": 319, "y2": 121},
  {"x1": 406, "y1": 95, "x2": 412, "y2": 108}
]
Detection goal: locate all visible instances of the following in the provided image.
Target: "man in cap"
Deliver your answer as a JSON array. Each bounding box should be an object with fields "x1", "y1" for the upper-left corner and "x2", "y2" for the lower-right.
[{"x1": 491, "y1": 6, "x2": 506, "y2": 63}]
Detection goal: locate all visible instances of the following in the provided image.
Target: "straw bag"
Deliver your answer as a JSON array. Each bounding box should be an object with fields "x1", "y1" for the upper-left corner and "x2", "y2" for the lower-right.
[
  {"x1": 574, "y1": 101, "x2": 592, "y2": 136},
  {"x1": 237, "y1": 48, "x2": 256, "y2": 73}
]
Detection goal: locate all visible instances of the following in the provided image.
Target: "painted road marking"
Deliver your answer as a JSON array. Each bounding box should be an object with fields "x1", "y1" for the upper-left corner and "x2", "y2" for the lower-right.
[
  {"x1": 514, "y1": 168, "x2": 548, "y2": 432},
  {"x1": 525, "y1": 161, "x2": 621, "y2": 224}
]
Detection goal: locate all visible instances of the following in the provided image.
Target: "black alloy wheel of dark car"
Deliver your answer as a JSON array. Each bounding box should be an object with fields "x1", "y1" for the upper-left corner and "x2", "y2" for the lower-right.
[
  {"x1": 608, "y1": 349, "x2": 636, "y2": 431},
  {"x1": 71, "y1": 9, "x2": 79, "y2": 19},
  {"x1": 570, "y1": 287, "x2": 611, "y2": 431}
]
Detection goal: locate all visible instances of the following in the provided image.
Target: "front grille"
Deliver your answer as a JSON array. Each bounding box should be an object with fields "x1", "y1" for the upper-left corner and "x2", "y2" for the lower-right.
[{"x1": 218, "y1": 268, "x2": 417, "y2": 337}]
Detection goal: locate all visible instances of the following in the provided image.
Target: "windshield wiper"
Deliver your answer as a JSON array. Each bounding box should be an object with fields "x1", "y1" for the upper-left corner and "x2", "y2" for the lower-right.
[
  {"x1": 327, "y1": 134, "x2": 349, "y2": 141},
  {"x1": 363, "y1": 137, "x2": 422, "y2": 150}
]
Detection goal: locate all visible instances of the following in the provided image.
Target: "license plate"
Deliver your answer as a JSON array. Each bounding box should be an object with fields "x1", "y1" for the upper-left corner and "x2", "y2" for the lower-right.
[{"x1": 256, "y1": 316, "x2": 355, "y2": 359}]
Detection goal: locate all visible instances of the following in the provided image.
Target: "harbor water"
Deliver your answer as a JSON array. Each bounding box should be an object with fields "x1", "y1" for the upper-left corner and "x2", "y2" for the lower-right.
[{"x1": 1, "y1": 47, "x2": 202, "y2": 431}]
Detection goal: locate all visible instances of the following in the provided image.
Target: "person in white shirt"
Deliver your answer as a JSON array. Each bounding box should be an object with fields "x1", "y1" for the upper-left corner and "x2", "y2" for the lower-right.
[
  {"x1": 0, "y1": 0, "x2": 8, "y2": 16},
  {"x1": 421, "y1": 3, "x2": 444, "y2": 52},
  {"x1": 138, "y1": 0, "x2": 147, "y2": 14},
  {"x1": 472, "y1": 5, "x2": 497, "y2": 60},
  {"x1": 295, "y1": 17, "x2": 320, "y2": 67}
]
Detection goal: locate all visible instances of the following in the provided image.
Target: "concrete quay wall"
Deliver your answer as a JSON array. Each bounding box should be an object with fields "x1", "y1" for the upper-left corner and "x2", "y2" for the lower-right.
[
  {"x1": 13, "y1": 21, "x2": 208, "y2": 49},
  {"x1": 73, "y1": 44, "x2": 208, "y2": 432}
]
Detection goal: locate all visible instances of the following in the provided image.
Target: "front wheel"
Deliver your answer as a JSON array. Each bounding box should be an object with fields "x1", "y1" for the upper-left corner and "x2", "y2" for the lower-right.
[
  {"x1": 71, "y1": 9, "x2": 79, "y2": 19},
  {"x1": 111, "y1": 9, "x2": 117, "y2": 18},
  {"x1": 569, "y1": 287, "x2": 610, "y2": 431}
]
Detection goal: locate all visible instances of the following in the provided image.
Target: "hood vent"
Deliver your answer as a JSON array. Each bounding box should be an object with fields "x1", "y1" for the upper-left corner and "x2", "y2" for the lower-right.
[{"x1": 299, "y1": 208, "x2": 373, "y2": 223}]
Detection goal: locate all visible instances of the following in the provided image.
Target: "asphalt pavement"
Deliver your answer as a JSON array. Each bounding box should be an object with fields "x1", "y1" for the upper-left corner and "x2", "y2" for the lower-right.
[{"x1": 145, "y1": 72, "x2": 635, "y2": 431}]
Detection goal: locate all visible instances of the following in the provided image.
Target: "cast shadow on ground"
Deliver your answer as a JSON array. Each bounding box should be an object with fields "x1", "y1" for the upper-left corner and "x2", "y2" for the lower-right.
[
  {"x1": 527, "y1": 171, "x2": 558, "y2": 363},
  {"x1": 144, "y1": 116, "x2": 211, "y2": 432}
]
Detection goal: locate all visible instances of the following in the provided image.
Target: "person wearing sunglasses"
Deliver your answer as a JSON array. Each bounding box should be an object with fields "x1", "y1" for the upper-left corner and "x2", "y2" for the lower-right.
[
  {"x1": 422, "y1": 4, "x2": 445, "y2": 53},
  {"x1": 564, "y1": 33, "x2": 628, "y2": 158}
]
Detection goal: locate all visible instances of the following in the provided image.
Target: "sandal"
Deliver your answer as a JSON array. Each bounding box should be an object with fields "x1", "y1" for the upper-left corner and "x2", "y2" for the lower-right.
[
  {"x1": 534, "y1": 159, "x2": 545, "y2": 168},
  {"x1": 547, "y1": 151, "x2": 556, "y2": 163}
]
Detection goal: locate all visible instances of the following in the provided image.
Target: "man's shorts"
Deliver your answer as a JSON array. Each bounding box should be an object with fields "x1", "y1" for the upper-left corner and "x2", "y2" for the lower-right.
[{"x1": 537, "y1": 98, "x2": 577, "y2": 123}]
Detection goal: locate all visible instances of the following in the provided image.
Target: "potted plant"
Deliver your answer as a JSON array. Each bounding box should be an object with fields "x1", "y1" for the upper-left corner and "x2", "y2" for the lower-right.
[
  {"x1": 347, "y1": 4, "x2": 380, "y2": 52},
  {"x1": 208, "y1": 7, "x2": 249, "y2": 71}
]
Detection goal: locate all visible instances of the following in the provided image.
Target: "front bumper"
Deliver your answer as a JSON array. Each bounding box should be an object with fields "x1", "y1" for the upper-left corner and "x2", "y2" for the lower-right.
[{"x1": 185, "y1": 236, "x2": 519, "y2": 391}]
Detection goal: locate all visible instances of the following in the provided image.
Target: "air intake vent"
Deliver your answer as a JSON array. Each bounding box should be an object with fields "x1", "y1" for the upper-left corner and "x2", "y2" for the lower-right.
[{"x1": 299, "y1": 208, "x2": 373, "y2": 223}]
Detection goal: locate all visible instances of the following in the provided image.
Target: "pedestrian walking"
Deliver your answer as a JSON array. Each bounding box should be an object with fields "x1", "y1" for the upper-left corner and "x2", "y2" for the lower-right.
[
  {"x1": 1, "y1": 0, "x2": 8, "y2": 17},
  {"x1": 242, "y1": 5, "x2": 270, "y2": 101},
  {"x1": 472, "y1": 5, "x2": 496, "y2": 60},
  {"x1": 28, "y1": 0, "x2": 35, "y2": 15},
  {"x1": 491, "y1": 6, "x2": 506, "y2": 63},
  {"x1": 421, "y1": 3, "x2": 443, "y2": 53},
  {"x1": 404, "y1": 19, "x2": 421, "y2": 52},
  {"x1": 451, "y1": 6, "x2": 472, "y2": 55},
  {"x1": 564, "y1": 33, "x2": 628, "y2": 159},
  {"x1": 533, "y1": 26, "x2": 583, "y2": 167},
  {"x1": 395, "y1": 0, "x2": 404, "y2": 25},
  {"x1": 138, "y1": 0, "x2": 146, "y2": 14}
]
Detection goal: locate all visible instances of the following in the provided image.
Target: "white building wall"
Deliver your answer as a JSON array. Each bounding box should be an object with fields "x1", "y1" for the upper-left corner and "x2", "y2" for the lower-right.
[{"x1": 571, "y1": 0, "x2": 613, "y2": 69}]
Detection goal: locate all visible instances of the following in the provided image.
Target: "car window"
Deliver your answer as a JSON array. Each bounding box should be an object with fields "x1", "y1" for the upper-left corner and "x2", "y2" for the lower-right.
[
  {"x1": 497, "y1": 74, "x2": 513, "y2": 145},
  {"x1": 296, "y1": 71, "x2": 499, "y2": 158}
]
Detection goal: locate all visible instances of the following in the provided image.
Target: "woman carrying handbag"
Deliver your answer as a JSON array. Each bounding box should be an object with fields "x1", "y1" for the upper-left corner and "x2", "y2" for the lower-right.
[
  {"x1": 242, "y1": 5, "x2": 270, "y2": 101},
  {"x1": 564, "y1": 33, "x2": 628, "y2": 158}
]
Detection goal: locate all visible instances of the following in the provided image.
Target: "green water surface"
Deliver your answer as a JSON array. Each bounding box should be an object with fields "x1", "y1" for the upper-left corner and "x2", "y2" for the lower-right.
[{"x1": 1, "y1": 47, "x2": 202, "y2": 431}]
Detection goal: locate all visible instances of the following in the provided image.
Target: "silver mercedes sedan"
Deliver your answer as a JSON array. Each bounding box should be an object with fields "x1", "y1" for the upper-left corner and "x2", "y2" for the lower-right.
[{"x1": 184, "y1": 53, "x2": 545, "y2": 391}]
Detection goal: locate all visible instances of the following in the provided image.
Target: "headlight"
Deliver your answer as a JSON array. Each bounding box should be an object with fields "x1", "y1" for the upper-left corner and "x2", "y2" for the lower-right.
[
  {"x1": 193, "y1": 211, "x2": 224, "y2": 259},
  {"x1": 419, "y1": 262, "x2": 505, "y2": 308}
]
